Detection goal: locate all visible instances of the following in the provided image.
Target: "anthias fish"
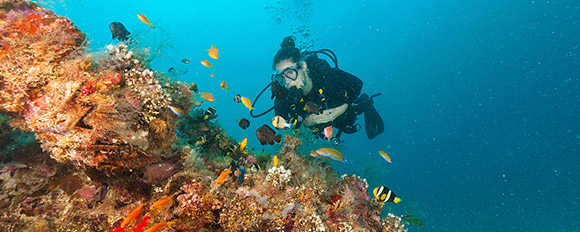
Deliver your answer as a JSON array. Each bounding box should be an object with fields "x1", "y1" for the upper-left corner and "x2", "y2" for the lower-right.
[
  {"x1": 201, "y1": 60, "x2": 213, "y2": 68},
  {"x1": 137, "y1": 14, "x2": 154, "y2": 29},
  {"x1": 241, "y1": 96, "x2": 254, "y2": 110},
  {"x1": 207, "y1": 45, "x2": 218, "y2": 59}
]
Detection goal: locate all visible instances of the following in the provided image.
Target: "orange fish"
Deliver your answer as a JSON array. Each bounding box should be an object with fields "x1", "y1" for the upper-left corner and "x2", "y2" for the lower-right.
[
  {"x1": 241, "y1": 96, "x2": 254, "y2": 111},
  {"x1": 199, "y1": 92, "x2": 214, "y2": 101},
  {"x1": 144, "y1": 220, "x2": 177, "y2": 232},
  {"x1": 239, "y1": 137, "x2": 248, "y2": 153},
  {"x1": 121, "y1": 203, "x2": 143, "y2": 228},
  {"x1": 220, "y1": 81, "x2": 229, "y2": 91},
  {"x1": 214, "y1": 168, "x2": 232, "y2": 186},
  {"x1": 211, "y1": 73, "x2": 215, "y2": 78},
  {"x1": 207, "y1": 45, "x2": 219, "y2": 59},
  {"x1": 137, "y1": 14, "x2": 154, "y2": 29},
  {"x1": 201, "y1": 60, "x2": 213, "y2": 68},
  {"x1": 378, "y1": 150, "x2": 392, "y2": 163},
  {"x1": 324, "y1": 126, "x2": 333, "y2": 140},
  {"x1": 150, "y1": 192, "x2": 179, "y2": 211}
]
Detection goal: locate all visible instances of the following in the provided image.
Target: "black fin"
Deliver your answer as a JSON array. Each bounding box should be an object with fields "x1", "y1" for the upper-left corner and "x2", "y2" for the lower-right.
[{"x1": 364, "y1": 94, "x2": 384, "y2": 139}]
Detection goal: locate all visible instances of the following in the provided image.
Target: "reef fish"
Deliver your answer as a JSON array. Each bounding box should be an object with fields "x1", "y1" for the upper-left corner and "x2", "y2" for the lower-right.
[
  {"x1": 271, "y1": 116, "x2": 291, "y2": 129},
  {"x1": 373, "y1": 186, "x2": 401, "y2": 205},
  {"x1": 239, "y1": 137, "x2": 248, "y2": 152},
  {"x1": 181, "y1": 58, "x2": 190, "y2": 64},
  {"x1": 121, "y1": 203, "x2": 143, "y2": 228},
  {"x1": 233, "y1": 94, "x2": 242, "y2": 103},
  {"x1": 323, "y1": 126, "x2": 333, "y2": 140},
  {"x1": 402, "y1": 215, "x2": 425, "y2": 228},
  {"x1": 378, "y1": 150, "x2": 391, "y2": 163},
  {"x1": 214, "y1": 168, "x2": 232, "y2": 186},
  {"x1": 304, "y1": 101, "x2": 323, "y2": 115},
  {"x1": 138, "y1": 160, "x2": 182, "y2": 184},
  {"x1": 109, "y1": 22, "x2": 130, "y2": 41},
  {"x1": 238, "y1": 118, "x2": 250, "y2": 129},
  {"x1": 220, "y1": 81, "x2": 229, "y2": 91},
  {"x1": 204, "y1": 106, "x2": 217, "y2": 120},
  {"x1": 256, "y1": 124, "x2": 281, "y2": 145},
  {"x1": 144, "y1": 220, "x2": 177, "y2": 232},
  {"x1": 241, "y1": 96, "x2": 254, "y2": 110},
  {"x1": 150, "y1": 192, "x2": 179, "y2": 211},
  {"x1": 310, "y1": 148, "x2": 345, "y2": 162},
  {"x1": 273, "y1": 155, "x2": 279, "y2": 167},
  {"x1": 207, "y1": 45, "x2": 219, "y2": 59},
  {"x1": 137, "y1": 14, "x2": 154, "y2": 29},
  {"x1": 92, "y1": 183, "x2": 109, "y2": 203},
  {"x1": 199, "y1": 92, "x2": 214, "y2": 101},
  {"x1": 201, "y1": 60, "x2": 213, "y2": 68},
  {"x1": 169, "y1": 105, "x2": 184, "y2": 118}
]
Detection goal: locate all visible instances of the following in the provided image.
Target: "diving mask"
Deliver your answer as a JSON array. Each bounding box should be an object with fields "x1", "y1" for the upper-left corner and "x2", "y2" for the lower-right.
[{"x1": 271, "y1": 64, "x2": 300, "y2": 88}]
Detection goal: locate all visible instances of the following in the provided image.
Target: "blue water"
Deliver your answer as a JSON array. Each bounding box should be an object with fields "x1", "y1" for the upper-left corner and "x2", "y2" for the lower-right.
[{"x1": 47, "y1": 0, "x2": 580, "y2": 231}]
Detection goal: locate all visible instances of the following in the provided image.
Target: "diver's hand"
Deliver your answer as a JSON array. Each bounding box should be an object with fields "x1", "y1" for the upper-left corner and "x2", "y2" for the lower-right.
[{"x1": 303, "y1": 104, "x2": 348, "y2": 127}]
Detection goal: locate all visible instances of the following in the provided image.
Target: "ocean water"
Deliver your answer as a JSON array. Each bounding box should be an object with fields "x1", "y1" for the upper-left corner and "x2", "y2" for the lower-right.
[{"x1": 44, "y1": 0, "x2": 580, "y2": 231}]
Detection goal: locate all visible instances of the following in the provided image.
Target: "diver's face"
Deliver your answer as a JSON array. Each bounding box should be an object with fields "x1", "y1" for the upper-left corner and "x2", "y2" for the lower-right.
[{"x1": 275, "y1": 59, "x2": 305, "y2": 89}]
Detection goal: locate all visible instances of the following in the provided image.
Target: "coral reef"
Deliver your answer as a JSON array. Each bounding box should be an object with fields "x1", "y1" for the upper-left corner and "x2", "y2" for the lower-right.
[{"x1": 0, "y1": 1, "x2": 409, "y2": 231}]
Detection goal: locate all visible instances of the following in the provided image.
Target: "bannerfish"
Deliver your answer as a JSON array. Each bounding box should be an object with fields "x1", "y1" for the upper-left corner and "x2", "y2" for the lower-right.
[
  {"x1": 378, "y1": 150, "x2": 391, "y2": 163},
  {"x1": 271, "y1": 116, "x2": 291, "y2": 129},
  {"x1": 137, "y1": 160, "x2": 182, "y2": 184},
  {"x1": 310, "y1": 148, "x2": 345, "y2": 162},
  {"x1": 373, "y1": 186, "x2": 401, "y2": 205},
  {"x1": 304, "y1": 101, "x2": 323, "y2": 114},
  {"x1": 238, "y1": 118, "x2": 250, "y2": 129},
  {"x1": 256, "y1": 124, "x2": 281, "y2": 145},
  {"x1": 109, "y1": 22, "x2": 130, "y2": 41},
  {"x1": 233, "y1": 94, "x2": 242, "y2": 103}
]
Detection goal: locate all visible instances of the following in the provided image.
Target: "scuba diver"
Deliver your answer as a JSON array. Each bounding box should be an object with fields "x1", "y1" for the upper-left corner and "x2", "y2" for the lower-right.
[{"x1": 252, "y1": 36, "x2": 384, "y2": 145}]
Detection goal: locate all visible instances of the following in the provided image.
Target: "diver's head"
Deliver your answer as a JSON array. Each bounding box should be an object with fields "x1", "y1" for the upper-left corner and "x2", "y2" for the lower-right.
[{"x1": 272, "y1": 36, "x2": 310, "y2": 91}]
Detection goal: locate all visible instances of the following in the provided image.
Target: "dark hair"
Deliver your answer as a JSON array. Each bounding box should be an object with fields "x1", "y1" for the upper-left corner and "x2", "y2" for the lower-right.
[{"x1": 272, "y1": 36, "x2": 301, "y2": 69}]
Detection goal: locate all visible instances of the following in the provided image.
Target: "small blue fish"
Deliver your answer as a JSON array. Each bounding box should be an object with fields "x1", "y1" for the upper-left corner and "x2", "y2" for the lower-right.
[{"x1": 184, "y1": 68, "x2": 188, "y2": 74}]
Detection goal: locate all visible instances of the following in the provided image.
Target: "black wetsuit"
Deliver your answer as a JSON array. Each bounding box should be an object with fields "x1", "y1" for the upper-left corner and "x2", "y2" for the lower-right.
[{"x1": 274, "y1": 55, "x2": 363, "y2": 134}]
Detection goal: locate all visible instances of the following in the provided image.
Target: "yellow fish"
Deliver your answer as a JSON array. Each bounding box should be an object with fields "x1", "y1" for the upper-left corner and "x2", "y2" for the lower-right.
[
  {"x1": 273, "y1": 155, "x2": 279, "y2": 167},
  {"x1": 121, "y1": 203, "x2": 143, "y2": 228},
  {"x1": 310, "y1": 148, "x2": 345, "y2": 162},
  {"x1": 207, "y1": 45, "x2": 219, "y2": 59},
  {"x1": 150, "y1": 192, "x2": 179, "y2": 211},
  {"x1": 241, "y1": 96, "x2": 254, "y2": 111},
  {"x1": 144, "y1": 220, "x2": 177, "y2": 232},
  {"x1": 378, "y1": 150, "x2": 391, "y2": 163},
  {"x1": 239, "y1": 138, "x2": 248, "y2": 153},
  {"x1": 199, "y1": 92, "x2": 215, "y2": 101},
  {"x1": 373, "y1": 186, "x2": 401, "y2": 205},
  {"x1": 194, "y1": 136, "x2": 206, "y2": 146},
  {"x1": 220, "y1": 81, "x2": 229, "y2": 91},
  {"x1": 137, "y1": 14, "x2": 154, "y2": 29},
  {"x1": 214, "y1": 168, "x2": 232, "y2": 186},
  {"x1": 201, "y1": 60, "x2": 213, "y2": 68}
]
